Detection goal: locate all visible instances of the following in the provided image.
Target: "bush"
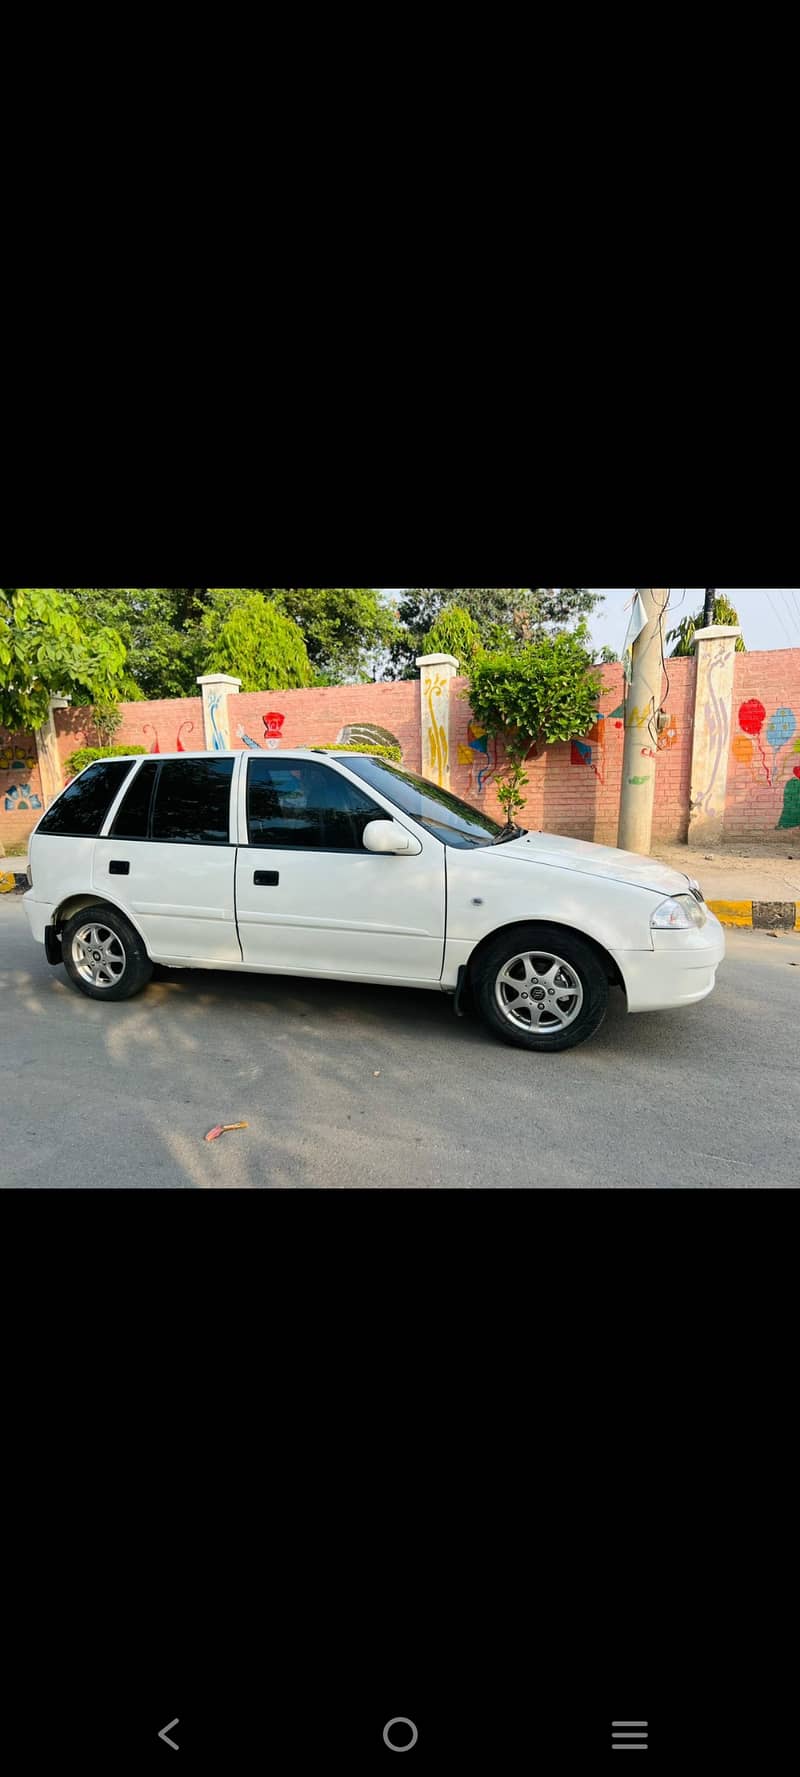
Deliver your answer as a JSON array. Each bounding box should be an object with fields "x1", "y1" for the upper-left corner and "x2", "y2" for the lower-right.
[
  {"x1": 467, "y1": 626, "x2": 600, "y2": 825},
  {"x1": 65, "y1": 744, "x2": 147, "y2": 778},
  {"x1": 307, "y1": 743, "x2": 402, "y2": 762}
]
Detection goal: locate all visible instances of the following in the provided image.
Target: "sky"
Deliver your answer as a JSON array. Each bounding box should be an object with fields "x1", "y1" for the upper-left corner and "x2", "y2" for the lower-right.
[{"x1": 381, "y1": 590, "x2": 800, "y2": 654}]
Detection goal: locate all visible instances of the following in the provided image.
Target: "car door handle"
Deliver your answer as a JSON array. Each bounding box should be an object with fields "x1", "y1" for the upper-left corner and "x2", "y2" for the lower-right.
[
  {"x1": 109, "y1": 861, "x2": 130, "y2": 876},
  {"x1": 254, "y1": 870, "x2": 280, "y2": 886}
]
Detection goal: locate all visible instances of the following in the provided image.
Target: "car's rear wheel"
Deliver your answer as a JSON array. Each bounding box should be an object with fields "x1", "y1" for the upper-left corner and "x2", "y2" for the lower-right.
[
  {"x1": 61, "y1": 904, "x2": 153, "y2": 1002},
  {"x1": 474, "y1": 924, "x2": 609, "y2": 1052}
]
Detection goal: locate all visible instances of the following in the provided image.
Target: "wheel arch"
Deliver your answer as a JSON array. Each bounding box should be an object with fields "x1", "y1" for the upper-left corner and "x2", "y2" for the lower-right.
[
  {"x1": 465, "y1": 918, "x2": 627, "y2": 998},
  {"x1": 52, "y1": 893, "x2": 151, "y2": 953}
]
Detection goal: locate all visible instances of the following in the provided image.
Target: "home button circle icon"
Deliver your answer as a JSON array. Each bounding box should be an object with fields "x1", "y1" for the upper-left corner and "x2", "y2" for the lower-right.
[{"x1": 383, "y1": 1717, "x2": 419, "y2": 1752}]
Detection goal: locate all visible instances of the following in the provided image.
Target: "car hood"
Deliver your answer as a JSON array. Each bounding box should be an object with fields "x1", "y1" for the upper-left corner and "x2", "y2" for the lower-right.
[{"x1": 494, "y1": 830, "x2": 695, "y2": 896}]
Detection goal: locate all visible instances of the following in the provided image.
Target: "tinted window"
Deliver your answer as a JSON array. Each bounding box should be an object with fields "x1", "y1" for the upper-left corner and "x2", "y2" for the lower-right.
[
  {"x1": 150, "y1": 759, "x2": 234, "y2": 844},
  {"x1": 110, "y1": 761, "x2": 159, "y2": 838},
  {"x1": 247, "y1": 759, "x2": 381, "y2": 849},
  {"x1": 36, "y1": 760, "x2": 134, "y2": 837},
  {"x1": 336, "y1": 756, "x2": 504, "y2": 847}
]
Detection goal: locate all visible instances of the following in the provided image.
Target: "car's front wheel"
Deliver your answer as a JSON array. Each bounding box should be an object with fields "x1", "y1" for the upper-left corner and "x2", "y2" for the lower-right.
[
  {"x1": 474, "y1": 924, "x2": 609, "y2": 1052},
  {"x1": 61, "y1": 904, "x2": 153, "y2": 1002}
]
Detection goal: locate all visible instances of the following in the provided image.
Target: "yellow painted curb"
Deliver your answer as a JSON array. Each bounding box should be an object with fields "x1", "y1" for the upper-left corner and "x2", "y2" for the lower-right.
[
  {"x1": 0, "y1": 871, "x2": 17, "y2": 894},
  {"x1": 708, "y1": 899, "x2": 753, "y2": 928},
  {"x1": 796, "y1": 906, "x2": 800, "y2": 933}
]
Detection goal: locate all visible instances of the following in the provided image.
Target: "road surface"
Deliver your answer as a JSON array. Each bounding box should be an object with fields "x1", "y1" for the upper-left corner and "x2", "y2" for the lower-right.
[{"x1": 1, "y1": 896, "x2": 797, "y2": 1188}]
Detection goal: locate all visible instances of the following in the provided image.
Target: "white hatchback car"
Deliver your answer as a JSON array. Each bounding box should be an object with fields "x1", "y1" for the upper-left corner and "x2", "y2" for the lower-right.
[{"x1": 23, "y1": 749, "x2": 725, "y2": 1052}]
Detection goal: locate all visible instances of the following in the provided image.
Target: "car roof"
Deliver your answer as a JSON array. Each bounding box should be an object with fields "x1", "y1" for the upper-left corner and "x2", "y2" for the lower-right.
[{"x1": 106, "y1": 749, "x2": 390, "y2": 762}]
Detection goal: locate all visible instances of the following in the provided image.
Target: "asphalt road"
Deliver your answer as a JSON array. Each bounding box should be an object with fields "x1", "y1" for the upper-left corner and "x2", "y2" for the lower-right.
[{"x1": 1, "y1": 895, "x2": 798, "y2": 1188}]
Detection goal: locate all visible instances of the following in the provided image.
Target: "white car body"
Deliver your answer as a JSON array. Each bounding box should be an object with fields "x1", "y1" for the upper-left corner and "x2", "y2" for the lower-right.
[{"x1": 23, "y1": 750, "x2": 725, "y2": 1026}]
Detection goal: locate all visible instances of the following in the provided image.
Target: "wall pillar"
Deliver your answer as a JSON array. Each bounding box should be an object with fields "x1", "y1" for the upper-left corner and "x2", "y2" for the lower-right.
[
  {"x1": 34, "y1": 696, "x2": 70, "y2": 807},
  {"x1": 688, "y1": 625, "x2": 742, "y2": 844},
  {"x1": 416, "y1": 654, "x2": 458, "y2": 789},
  {"x1": 197, "y1": 674, "x2": 242, "y2": 751}
]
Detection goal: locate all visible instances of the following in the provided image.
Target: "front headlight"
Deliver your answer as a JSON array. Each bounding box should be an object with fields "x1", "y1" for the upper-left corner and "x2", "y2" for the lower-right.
[{"x1": 652, "y1": 894, "x2": 708, "y2": 930}]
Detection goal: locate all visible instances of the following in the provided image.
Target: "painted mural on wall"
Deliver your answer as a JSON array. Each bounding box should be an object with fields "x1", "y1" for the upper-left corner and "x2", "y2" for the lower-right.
[
  {"x1": 422, "y1": 671, "x2": 450, "y2": 787},
  {"x1": 233, "y1": 717, "x2": 404, "y2": 758},
  {"x1": 237, "y1": 712, "x2": 286, "y2": 750},
  {"x1": 0, "y1": 737, "x2": 37, "y2": 774},
  {"x1": 458, "y1": 721, "x2": 498, "y2": 795},
  {"x1": 731, "y1": 699, "x2": 800, "y2": 828},
  {"x1": 3, "y1": 783, "x2": 42, "y2": 813},
  {"x1": 568, "y1": 699, "x2": 678, "y2": 790}
]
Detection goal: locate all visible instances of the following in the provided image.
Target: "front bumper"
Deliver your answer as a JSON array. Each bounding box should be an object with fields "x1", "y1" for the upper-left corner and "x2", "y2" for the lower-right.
[{"x1": 612, "y1": 913, "x2": 727, "y2": 1014}]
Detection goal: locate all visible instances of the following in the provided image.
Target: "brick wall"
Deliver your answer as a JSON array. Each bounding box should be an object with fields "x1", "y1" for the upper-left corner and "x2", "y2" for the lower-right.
[
  {"x1": 0, "y1": 730, "x2": 45, "y2": 846},
  {"x1": 453, "y1": 659, "x2": 696, "y2": 846},
  {"x1": 725, "y1": 651, "x2": 800, "y2": 837},
  {"x1": 3, "y1": 650, "x2": 799, "y2": 851},
  {"x1": 53, "y1": 697, "x2": 205, "y2": 768},
  {"x1": 229, "y1": 682, "x2": 422, "y2": 770}
]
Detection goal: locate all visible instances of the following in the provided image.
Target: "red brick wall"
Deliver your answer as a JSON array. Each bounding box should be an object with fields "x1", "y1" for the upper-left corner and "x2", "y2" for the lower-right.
[
  {"x1": 725, "y1": 651, "x2": 800, "y2": 837},
  {"x1": 0, "y1": 730, "x2": 45, "y2": 846},
  {"x1": 452, "y1": 660, "x2": 696, "y2": 846},
  {"x1": 4, "y1": 652, "x2": 798, "y2": 852},
  {"x1": 229, "y1": 682, "x2": 422, "y2": 770},
  {"x1": 54, "y1": 698, "x2": 205, "y2": 769}
]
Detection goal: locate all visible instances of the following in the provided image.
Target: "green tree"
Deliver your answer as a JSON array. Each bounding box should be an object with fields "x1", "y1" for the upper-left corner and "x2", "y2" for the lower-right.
[
  {"x1": 274, "y1": 588, "x2": 397, "y2": 681},
  {"x1": 420, "y1": 605, "x2": 483, "y2": 671},
  {"x1": 205, "y1": 593, "x2": 314, "y2": 690},
  {"x1": 0, "y1": 587, "x2": 128, "y2": 732},
  {"x1": 391, "y1": 588, "x2": 599, "y2": 676},
  {"x1": 67, "y1": 588, "x2": 212, "y2": 698},
  {"x1": 199, "y1": 587, "x2": 398, "y2": 685},
  {"x1": 667, "y1": 594, "x2": 746, "y2": 656},
  {"x1": 467, "y1": 623, "x2": 600, "y2": 825}
]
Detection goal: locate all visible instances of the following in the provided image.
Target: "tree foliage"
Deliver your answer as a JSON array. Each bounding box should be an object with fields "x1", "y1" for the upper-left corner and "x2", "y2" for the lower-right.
[
  {"x1": 467, "y1": 624, "x2": 600, "y2": 824},
  {"x1": 0, "y1": 587, "x2": 129, "y2": 733},
  {"x1": 68, "y1": 588, "x2": 216, "y2": 698},
  {"x1": 206, "y1": 593, "x2": 315, "y2": 691},
  {"x1": 667, "y1": 594, "x2": 746, "y2": 656},
  {"x1": 420, "y1": 605, "x2": 483, "y2": 671},
  {"x1": 67, "y1": 587, "x2": 396, "y2": 693},
  {"x1": 390, "y1": 588, "x2": 599, "y2": 676}
]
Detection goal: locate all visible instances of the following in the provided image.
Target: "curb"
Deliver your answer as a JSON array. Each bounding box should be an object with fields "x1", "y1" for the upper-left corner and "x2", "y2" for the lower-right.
[
  {"x1": 708, "y1": 898, "x2": 800, "y2": 932},
  {"x1": 0, "y1": 870, "x2": 28, "y2": 895}
]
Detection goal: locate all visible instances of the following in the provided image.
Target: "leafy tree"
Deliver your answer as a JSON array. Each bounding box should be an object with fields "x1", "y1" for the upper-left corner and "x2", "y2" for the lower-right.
[
  {"x1": 667, "y1": 594, "x2": 746, "y2": 656},
  {"x1": 467, "y1": 623, "x2": 600, "y2": 825},
  {"x1": 596, "y1": 645, "x2": 619, "y2": 665},
  {"x1": 200, "y1": 588, "x2": 398, "y2": 685},
  {"x1": 0, "y1": 587, "x2": 128, "y2": 732},
  {"x1": 420, "y1": 605, "x2": 483, "y2": 671},
  {"x1": 206, "y1": 593, "x2": 314, "y2": 690},
  {"x1": 390, "y1": 588, "x2": 599, "y2": 676},
  {"x1": 274, "y1": 588, "x2": 397, "y2": 681},
  {"x1": 67, "y1": 588, "x2": 211, "y2": 698}
]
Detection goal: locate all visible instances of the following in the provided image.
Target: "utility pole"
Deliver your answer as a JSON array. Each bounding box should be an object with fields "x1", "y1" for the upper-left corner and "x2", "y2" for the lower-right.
[
  {"x1": 703, "y1": 589, "x2": 716, "y2": 629},
  {"x1": 617, "y1": 589, "x2": 670, "y2": 856}
]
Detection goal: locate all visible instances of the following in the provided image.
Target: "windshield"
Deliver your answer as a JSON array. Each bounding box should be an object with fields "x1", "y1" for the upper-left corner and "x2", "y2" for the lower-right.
[{"x1": 336, "y1": 756, "x2": 504, "y2": 847}]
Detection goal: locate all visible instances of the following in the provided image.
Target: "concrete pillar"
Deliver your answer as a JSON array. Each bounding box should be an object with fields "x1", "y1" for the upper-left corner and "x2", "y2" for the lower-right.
[
  {"x1": 618, "y1": 591, "x2": 670, "y2": 855},
  {"x1": 688, "y1": 624, "x2": 742, "y2": 844},
  {"x1": 416, "y1": 654, "x2": 458, "y2": 788},
  {"x1": 197, "y1": 674, "x2": 242, "y2": 751},
  {"x1": 34, "y1": 696, "x2": 70, "y2": 807}
]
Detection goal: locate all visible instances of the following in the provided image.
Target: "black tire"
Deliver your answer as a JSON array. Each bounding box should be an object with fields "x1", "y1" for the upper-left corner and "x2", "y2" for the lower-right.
[
  {"x1": 61, "y1": 903, "x2": 154, "y2": 1002},
  {"x1": 473, "y1": 923, "x2": 609, "y2": 1053}
]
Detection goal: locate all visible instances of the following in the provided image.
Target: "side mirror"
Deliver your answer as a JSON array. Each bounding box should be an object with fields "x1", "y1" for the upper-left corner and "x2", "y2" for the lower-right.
[{"x1": 362, "y1": 819, "x2": 422, "y2": 857}]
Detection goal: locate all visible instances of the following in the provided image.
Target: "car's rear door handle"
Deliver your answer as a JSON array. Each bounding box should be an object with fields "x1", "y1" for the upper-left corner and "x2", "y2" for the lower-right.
[
  {"x1": 254, "y1": 871, "x2": 280, "y2": 886},
  {"x1": 109, "y1": 861, "x2": 130, "y2": 876}
]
